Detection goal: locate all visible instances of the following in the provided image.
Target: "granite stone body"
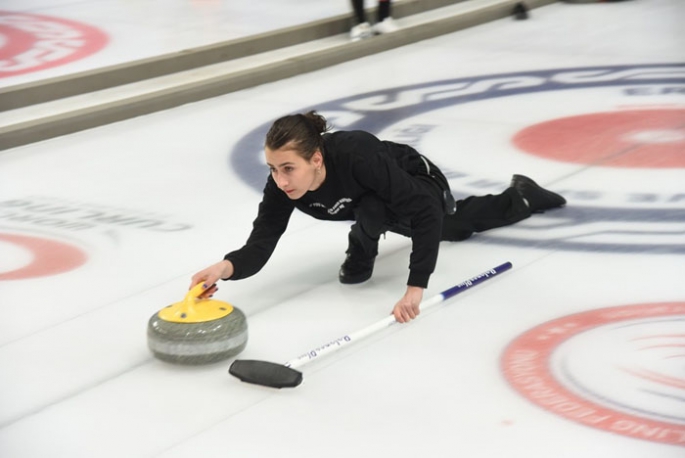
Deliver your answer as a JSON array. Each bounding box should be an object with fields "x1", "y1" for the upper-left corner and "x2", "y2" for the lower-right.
[{"x1": 147, "y1": 307, "x2": 248, "y2": 365}]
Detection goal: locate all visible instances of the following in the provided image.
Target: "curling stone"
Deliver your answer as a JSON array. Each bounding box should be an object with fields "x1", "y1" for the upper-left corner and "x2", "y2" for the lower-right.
[{"x1": 147, "y1": 283, "x2": 248, "y2": 365}]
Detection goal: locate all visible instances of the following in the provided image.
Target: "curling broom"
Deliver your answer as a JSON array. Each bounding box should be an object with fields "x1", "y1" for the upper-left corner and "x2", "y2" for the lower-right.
[{"x1": 229, "y1": 262, "x2": 512, "y2": 388}]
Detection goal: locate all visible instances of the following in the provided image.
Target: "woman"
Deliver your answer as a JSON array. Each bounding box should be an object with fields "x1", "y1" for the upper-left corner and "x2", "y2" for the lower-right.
[{"x1": 190, "y1": 111, "x2": 565, "y2": 323}]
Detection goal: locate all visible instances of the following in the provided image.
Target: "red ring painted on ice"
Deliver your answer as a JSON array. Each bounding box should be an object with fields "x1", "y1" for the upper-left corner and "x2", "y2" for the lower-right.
[
  {"x1": 0, "y1": 19, "x2": 34, "y2": 58},
  {"x1": 512, "y1": 109, "x2": 685, "y2": 168},
  {"x1": 0, "y1": 10, "x2": 108, "y2": 78},
  {"x1": 0, "y1": 233, "x2": 88, "y2": 280},
  {"x1": 502, "y1": 302, "x2": 685, "y2": 446}
]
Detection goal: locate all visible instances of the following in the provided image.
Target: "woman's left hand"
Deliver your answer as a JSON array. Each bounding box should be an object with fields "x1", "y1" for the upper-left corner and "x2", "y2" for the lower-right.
[{"x1": 392, "y1": 286, "x2": 424, "y2": 323}]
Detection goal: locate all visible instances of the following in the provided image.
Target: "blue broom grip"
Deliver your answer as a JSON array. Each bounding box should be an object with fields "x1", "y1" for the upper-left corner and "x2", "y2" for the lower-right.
[{"x1": 440, "y1": 262, "x2": 512, "y2": 301}]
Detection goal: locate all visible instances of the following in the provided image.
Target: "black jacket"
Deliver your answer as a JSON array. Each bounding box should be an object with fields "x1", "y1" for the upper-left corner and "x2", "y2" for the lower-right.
[{"x1": 224, "y1": 130, "x2": 446, "y2": 287}]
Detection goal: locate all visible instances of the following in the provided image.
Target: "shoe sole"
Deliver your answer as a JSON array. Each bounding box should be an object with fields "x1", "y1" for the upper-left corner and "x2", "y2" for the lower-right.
[{"x1": 339, "y1": 270, "x2": 373, "y2": 284}]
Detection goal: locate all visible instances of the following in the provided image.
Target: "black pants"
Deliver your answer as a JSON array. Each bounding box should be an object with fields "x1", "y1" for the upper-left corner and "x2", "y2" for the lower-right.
[
  {"x1": 349, "y1": 184, "x2": 531, "y2": 256},
  {"x1": 351, "y1": 0, "x2": 391, "y2": 24},
  {"x1": 441, "y1": 187, "x2": 531, "y2": 241}
]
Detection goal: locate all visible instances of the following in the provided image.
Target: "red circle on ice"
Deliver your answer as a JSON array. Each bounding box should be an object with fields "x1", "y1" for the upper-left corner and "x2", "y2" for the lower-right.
[
  {"x1": 512, "y1": 109, "x2": 685, "y2": 168},
  {"x1": 0, "y1": 233, "x2": 88, "y2": 280},
  {"x1": 0, "y1": 11, "x2": 108, "y2": 77},
  {"x1": 502, "y1": 302, "x2": 685, "y2": 446}
]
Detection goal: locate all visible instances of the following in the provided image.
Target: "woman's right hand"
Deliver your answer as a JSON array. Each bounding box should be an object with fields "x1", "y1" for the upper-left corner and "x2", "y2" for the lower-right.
[{"x1": 190, "y1": 260, "x2": 234, "y2": 298}]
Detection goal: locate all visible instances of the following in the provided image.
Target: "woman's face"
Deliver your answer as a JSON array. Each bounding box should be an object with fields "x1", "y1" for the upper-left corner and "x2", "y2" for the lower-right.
[{"x1": 265, "y1": 147, "x2": 323, "y2": 200}]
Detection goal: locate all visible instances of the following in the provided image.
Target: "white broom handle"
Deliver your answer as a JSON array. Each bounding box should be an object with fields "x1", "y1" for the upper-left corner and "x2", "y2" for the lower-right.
[{"x1": 285, "y1": 262, "x2": 512, "y2": 370}]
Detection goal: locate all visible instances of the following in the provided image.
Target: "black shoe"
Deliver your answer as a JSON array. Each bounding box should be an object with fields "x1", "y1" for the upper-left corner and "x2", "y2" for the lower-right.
[
  {"x1": 513, "y1": 2, "x2": 528, "y2": 20},
  {"x1": 511, "y1": 174, "x2": 566, "y2": 213},
  {"x1": 339, "y1": 253, "x2": 375, "y2": 284},
  {"x1": 339, "y1": 225, "x2": 378, "y2": 284}
]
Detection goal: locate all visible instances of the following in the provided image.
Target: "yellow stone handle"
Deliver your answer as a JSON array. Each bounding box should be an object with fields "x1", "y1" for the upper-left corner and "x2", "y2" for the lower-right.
[
  {"x1": 158, "y1": 283, "x2": 234, "y2": 323},
  {"x1": 180, "y1": 283, "x2": 208, "y2": 315}
]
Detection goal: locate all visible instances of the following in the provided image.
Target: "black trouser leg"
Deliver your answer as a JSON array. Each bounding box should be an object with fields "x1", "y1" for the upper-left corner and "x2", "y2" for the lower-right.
[
  {"x1": 348, "y1": 193, "x2": 388, "y2": 257},
  {"x1": 377, "y1": 0, "x2": 391, "y2": 22},
  {"x1": 441, "y1": 187, "x2": 531, "y2": 241},
  {"x1": 340, "y1": 194, "x2": 389, "y2": 283},
  {"x1": 350, "y1": 0, "x2": 366, "y2": 24}
]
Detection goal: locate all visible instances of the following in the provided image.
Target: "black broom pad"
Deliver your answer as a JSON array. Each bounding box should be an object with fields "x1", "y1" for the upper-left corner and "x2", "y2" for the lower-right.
[{"x1": 229, "y1": 359, "x2": 303, "y2": 388}]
